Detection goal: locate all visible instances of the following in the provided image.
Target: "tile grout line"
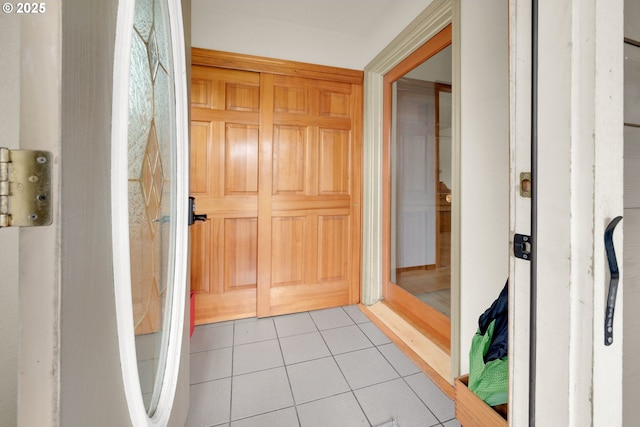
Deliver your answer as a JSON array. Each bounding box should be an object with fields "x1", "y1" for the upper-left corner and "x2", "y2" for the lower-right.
[
  {"x1": 334, "y1": 307, "x2": 376, "y2": 427},
  {"x1": 364, "y1": 330, "x2": 440, "y2": 419},
  {"x1": 275, "y1": 318, "x2": 303, "y2": 427},
  {"x1": 399, "y1": 372, "x2": 441, "y2": 424},
  {"x1": 228, "y1": 319, "x2": 236, "y2": 425},
  {"x1": 358, "y1": 313, "x2": 453, "y2": 425},
  {"x1": 353, "y1": 307, "x2": 450, "y2": 426},
  {"x1": 189, "y1": 307, "x2": 460, "y2": 427},
  {"x1": 306, "y1": 308, "x2": 366, "y2": 422}
]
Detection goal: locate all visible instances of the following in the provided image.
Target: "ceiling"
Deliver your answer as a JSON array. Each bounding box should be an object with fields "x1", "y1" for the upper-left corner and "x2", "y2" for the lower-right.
[
  {"x1": 203, "y1": 0, "x2": 413, "y2": 36},
  {"x1": 191, "y1": 0, "x2": 431, "y2": 69}
]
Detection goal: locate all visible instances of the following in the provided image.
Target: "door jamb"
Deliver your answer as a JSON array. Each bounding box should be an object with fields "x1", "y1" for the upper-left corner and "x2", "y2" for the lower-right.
[{"x1": 361, "y1": 0, "x2": 459, "y2": 379}]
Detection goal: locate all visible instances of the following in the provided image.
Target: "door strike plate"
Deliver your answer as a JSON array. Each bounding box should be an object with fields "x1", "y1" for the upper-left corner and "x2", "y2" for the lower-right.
[
  {"x1": 520, "y1": 172, "x2": 532, "y2": 198},
  {"x1": 514, "y1": 234, "x2": 532, "y2": 261},
  {"x1": 0, "y1": 147, "x2": 53, "y2": 228}
]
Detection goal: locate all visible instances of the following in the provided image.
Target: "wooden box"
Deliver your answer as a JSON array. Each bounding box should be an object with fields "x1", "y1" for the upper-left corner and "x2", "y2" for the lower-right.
[{"x1": 455, "y1": 375, "x2": 508, "y2": 427}]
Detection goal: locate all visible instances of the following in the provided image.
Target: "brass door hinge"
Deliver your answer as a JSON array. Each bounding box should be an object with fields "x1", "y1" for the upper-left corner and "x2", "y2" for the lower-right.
[{"x1": 0, "y1": 148, "x2": 52, "y2": 228}]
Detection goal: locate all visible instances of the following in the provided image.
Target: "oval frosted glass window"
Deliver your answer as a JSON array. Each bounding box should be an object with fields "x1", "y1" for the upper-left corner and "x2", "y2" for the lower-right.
[
  {"x1": 128, "y1": 0, "x2": 177, "y2": 414},
  {"x1": 112, "y1": 0, "x2": 188, "y2": 424}
]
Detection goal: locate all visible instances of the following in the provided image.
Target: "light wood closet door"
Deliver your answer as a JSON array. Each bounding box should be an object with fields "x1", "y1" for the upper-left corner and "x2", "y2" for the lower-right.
[
  {"x1": 258, "y1": 74, "x2": 362, "y2": 317},
  {"x1": 190, "y1": 66, "x2": 260, "y2": 322},
  {"x1": 190, "y1": 64, "x2": 362, "y2": 323}
]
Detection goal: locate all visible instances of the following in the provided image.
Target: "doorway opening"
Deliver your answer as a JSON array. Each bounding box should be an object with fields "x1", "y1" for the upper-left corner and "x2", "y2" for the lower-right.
[
  {"x1": 383, "y1": 25, "x2": 453, "y2": 352},
  {"x1": 188, "y1": 50, "x2": 364, "y2": 325}
]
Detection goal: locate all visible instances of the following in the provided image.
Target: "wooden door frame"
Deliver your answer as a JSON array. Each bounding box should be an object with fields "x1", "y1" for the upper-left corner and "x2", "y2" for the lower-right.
[
  {"x1": 434, "y1": 83, "x2": 452, "y2": 268},
  {"x1": 192, "y1": 48, "x2": 363, "y2": 84},
  {"x1": 382, "y1": 25, "x2": 452, "y2": 351},
  {"x1": 361, "y1": 0, "x2": 458, "y2": 378}
]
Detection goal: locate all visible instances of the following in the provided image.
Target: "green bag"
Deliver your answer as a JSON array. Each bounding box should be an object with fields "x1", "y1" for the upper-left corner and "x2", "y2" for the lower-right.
[{"x1": 468, "y1": 319, "x2": 509, "y2": 406}]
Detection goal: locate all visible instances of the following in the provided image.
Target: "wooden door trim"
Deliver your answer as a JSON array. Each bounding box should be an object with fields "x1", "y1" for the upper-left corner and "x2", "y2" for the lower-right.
[
  {"x1": 192, "y1": 48, "x2": 363, "y2": 85},
  {"x1": 435, "y1": 83, "x2": 452, "y2": 268},
  {"x1": 382, "y1": 24, "x2": 453, "y2": 350},
  {"x1": 383, "y1": 25, "x2": 452, "y2": 85}
]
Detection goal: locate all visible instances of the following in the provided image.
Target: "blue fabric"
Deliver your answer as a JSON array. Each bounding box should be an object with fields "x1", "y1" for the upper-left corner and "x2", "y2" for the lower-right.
[{"x1": 478, "y1": 281, "x2": 508, "y2": 363}]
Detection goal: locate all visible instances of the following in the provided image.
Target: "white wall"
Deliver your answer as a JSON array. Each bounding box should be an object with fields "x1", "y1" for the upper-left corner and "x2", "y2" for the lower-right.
[
  {"x1": 458, "y1": 0, "x2": 509, "y2": 374},
  {"x1": 191, "y1": 0, "x2": 430, "y2": 70},
  {"x1": 0, "y1": 12, "x2": 20, "y2": 427}
]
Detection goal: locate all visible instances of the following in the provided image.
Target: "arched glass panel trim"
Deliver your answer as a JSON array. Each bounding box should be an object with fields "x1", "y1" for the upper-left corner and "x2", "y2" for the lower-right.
[{"x1": 111, "y1": 0, "x2": 189, "y2": 424}]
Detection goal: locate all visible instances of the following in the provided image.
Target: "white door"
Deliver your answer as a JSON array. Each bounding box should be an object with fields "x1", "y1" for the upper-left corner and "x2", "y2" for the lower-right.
[
  {"x1": 394, "y1": 80, "x2": 438, "y2": 270},
  {"x1": 509, "y1": 1, "x2": 624, "y2": 425},
  {"x1": 2, "y1": 1, "x2": 191, "y2": 425},
  {"x1": 507, "y1": 3, "x2": 533, "y2": 424}
]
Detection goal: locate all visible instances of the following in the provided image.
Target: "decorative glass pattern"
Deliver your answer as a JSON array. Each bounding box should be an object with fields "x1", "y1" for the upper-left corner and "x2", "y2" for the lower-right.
[{"x1": 127, "y1": 0, "x2": 176, "y2": 415}]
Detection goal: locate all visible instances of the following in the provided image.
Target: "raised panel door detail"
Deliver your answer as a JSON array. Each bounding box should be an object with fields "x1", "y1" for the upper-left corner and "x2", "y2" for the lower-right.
[
  {"x1": 274, "y1": 85, "x2": 309, "y2": 114},
  {"x1": 320, "y1": 91, "x2": 350, "y2": 118},
  {"x1": 191, "y1": 79, "x2": 211, "y2": 108},
  {"x1": 191, "y1": 65, "x2": 260, "y2": 111},
  {"x1": 317, "y1": 215, "x2": 349, "y2": 282},
  {"x1": 273, "y1": 125, "x2": 307, "y2": 194},
  {"x1": 224, "y1": 218, "x2": 258, "y2": 290},
  {"x1": 225, "y1": 124, "x2": 259, "y2": 194},
  {"x1": 398, "y1": 210, "x2": 435, "y2": 267},
  {"x1": 190, "y1": 121, "x2": 210, "y2": 194},
  {"x1": 189, "y1": 220, "x2": 210, "y2": 293},
  {"x1": 271, "y1": 217, "x2": 305, "y2": 286},
  {"x1": 226, "y1": 83, "x2": 260, "y2": 112},
  {"x1": 400, "y1": 134, "x2": 431, "y2": 194},
  {"x1": 318, "y1": 128, "x2": 350, "y2": 194}
]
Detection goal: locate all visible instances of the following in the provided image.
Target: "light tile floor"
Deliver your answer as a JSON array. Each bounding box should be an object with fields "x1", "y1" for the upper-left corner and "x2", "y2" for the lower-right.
[{"x1": 186, "y1": 305, "x2": 461, "y2": 427}]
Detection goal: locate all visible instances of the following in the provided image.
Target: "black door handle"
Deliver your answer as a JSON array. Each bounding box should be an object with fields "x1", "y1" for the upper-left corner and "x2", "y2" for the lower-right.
[
  {"x1": 604, "y1": 215, "x2": 623, "y2": 346},
  {"x1": 188, "y1": 197, "x2": 207, "y2": 226}
]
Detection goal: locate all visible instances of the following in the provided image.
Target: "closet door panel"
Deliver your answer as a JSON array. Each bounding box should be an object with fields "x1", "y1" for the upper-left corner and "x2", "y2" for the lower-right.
[
  {"x1": 272, "y1": 125, "x2": 308, "y2": 194},
  {"x1": 190, "y1": 66, "x2": 259, "y2": 323},
  {"x1": 260, "y1": 75, "x2": 361, "y2": 316},
  {"x1": 190, "y1": 55, "x2": 363, "y2": 323},
  {"x1": 318, "y1": 128, "x2": 351, "y2": 194},
  {"x1": 271, "y1": 216, "x2": 306, "y2": 286}
]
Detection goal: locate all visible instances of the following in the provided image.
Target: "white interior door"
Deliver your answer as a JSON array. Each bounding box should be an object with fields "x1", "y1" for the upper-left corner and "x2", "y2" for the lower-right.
[{"x1": 394, "y1": 82, "x2": 437, "y2": 269}]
